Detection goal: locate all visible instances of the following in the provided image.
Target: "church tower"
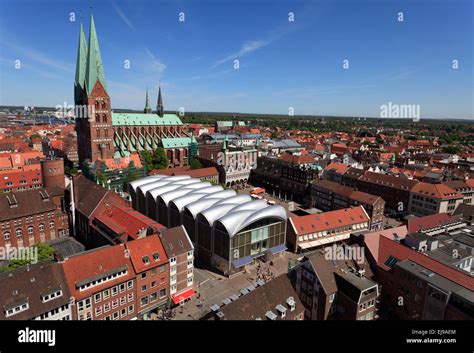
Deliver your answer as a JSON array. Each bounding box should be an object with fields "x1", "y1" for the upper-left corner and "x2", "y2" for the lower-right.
[
  {"x1": 75, "y1": 14, "x2": 115, "y2": 165},
  {"x1": 156, "y1": 86, "x2": 164, "y2": 117},
  {"x1": 144, "y1": 87, "x2": 152, "y2": 114}
]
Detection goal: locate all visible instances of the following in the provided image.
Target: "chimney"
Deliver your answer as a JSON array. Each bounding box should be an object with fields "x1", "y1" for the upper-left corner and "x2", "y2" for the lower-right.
[{"x1": 286, "y1": 297, "x2": 296, "y2": 311}]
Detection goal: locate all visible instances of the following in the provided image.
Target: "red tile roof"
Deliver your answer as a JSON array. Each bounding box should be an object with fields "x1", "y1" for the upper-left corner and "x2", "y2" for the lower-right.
[
  {"x1": 279, "y1": 153, "x2": 315, "y2": 165},
  {"x1": 324, "y1": 162, "x2": 350, "y2": 174},
  {"x1": 61, "y1": 244, "x2": 135, "y2": 299},
  {"x1": 363, "y1": 225, "x2": 408, "y2": 262},
  {"x1": 0, "y1": 168, "x2": 42, "y2": 190},
  {"x1": 102, "y1": 153, "x2": 143, "y2": 170},
  {"x1": 410, "y1": 182, "x2": 462, "y2": 200},
  {"x1": 406, "y1": 213, "x2": 458, "y2": 234},
  {"x1": 94, "y1": 204, "x2": 165, "y2": 241},
  {"x1": 377, "y1": 235, "x2": 474, "y2": 291},
  {"x1": 289, "y1": 206, "x2": 370, "y2": 236},
  {"x1": 125, "y1": 235, "x2": 168, "y2": 273},
  {"x1": 149, "y1": 166, "x2": 218, "y2": 179}
]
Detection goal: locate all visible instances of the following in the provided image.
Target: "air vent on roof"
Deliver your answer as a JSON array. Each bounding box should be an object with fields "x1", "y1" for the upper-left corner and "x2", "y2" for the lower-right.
[
  {"x1": 420, "y1": 269, "x2": 434, "y2": 278},
  {"x1": 6, "y1": 195, "x2": 18, "y2": 208},
  {"x1": 215, "y1": 311, "x2": 225, "y2": 320},
  {"x1": 384, "y1": 256, "x2": 400, "y2": 269},
  {"x1": 275, "y1": 304, "x2": 287, "y2": 318},
  {"x1": 286, "y1": 297, "x2": 296, "y2": 311},
  {"x1": 39, "y1": 190, "x2": 50, "y2": 201},
  {"x1": 265, "y1": 311, "x2": 277, "y2": 320}
]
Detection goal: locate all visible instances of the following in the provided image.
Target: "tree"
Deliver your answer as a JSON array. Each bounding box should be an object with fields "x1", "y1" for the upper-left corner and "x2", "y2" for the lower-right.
[
  {"x1": 123, "y1": 172, "x2": 138, "y2": 190},
  {"x1": 190, "y1": 159, "x2": 203, "y2": 170},
  {"x1": 141, "y1": 148, "x2": 168, "y2": 170},
  {"x1": 152, "y1": 148, "x2": 168, "y2": 170}
]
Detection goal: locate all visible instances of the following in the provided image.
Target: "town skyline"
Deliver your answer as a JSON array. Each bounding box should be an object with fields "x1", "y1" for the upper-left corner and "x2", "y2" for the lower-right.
[{"x1": 0, "y1": 0, "x2": 472, "y2": 119}]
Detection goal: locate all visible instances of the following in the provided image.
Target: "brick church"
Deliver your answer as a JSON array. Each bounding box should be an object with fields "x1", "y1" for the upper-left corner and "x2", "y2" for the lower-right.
[{"x1": 74, "y1": 14, "x2": 197, "y2": 180}]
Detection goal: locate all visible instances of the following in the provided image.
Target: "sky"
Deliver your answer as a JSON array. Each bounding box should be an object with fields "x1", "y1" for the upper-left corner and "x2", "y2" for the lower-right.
[{"x1": 0, "y1": 0, "x2": 472, "y2": 119}]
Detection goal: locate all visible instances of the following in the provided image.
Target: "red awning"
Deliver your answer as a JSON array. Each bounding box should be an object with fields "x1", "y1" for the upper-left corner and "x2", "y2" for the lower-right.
[{"x1": 172, "y1": 288, "x2": 195, "y2": 304}]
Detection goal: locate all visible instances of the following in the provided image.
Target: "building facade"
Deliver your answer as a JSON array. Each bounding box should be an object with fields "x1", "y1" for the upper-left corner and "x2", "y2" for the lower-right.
[{"x1": 287, "y1": 206, "x2": 370, "y2": 253}]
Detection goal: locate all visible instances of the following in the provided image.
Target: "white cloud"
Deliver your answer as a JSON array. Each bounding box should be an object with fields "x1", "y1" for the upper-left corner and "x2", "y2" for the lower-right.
[
  {"x1": 211, "y1": 40, "x2": 268, "y2": 68},
  {"x1": 145, "y1": 48, "x2": 166, "y2": 74},
  {"x1": 111, "y1": 1, "x2": 135, "y2": 30},
  {"x1": 1, "y1": 40, "x2": 73, "y2": 72}
]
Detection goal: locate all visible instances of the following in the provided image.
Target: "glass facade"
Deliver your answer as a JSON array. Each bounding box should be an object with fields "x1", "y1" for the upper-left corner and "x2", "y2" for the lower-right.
[{"x1": 228, "y1": 219, "x2": 286, "y2": 262}]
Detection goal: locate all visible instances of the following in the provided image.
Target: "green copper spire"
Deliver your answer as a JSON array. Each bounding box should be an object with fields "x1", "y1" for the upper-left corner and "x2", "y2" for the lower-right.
[
  {"x1": 144, "y1": 87, "x2": 152, "y2": 113},
  {"x1": 157, "y1": 85, "x2": 164, "y2": 117},
  {"x1": 85, "y1": 14, "x2": 107, "y2": 94},
  {"x1": 74, "y1": 21, "x2": 88, "y2": 103},
  {"x1": 223, "y1": 135, "x2": 228, "y2": 150}
]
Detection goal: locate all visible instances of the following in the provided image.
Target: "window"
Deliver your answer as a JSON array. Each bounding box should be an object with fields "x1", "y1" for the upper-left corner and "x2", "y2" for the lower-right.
[
  {"x1": 121, "y1": 308, "x2": 127, "y2": 318},
  {"x1": 159, "y1": 289, "x2": 166, "y2": 298},
  {"x1": 141, "y1": 285, "x2": 147, "y2": 292},
  {"x1": 141, "y1": 272, "x2": 147, "y2": 280},
  {"x1": 151, "y1": 268, "x2": 157, "y2": 276},
  {"x1": 95, "y1": 307, "x2": 102, "y2": 317},
  {"x1": 120, "y1": 297, "x2": 126, "y2": 306},
  {"x1": 113, "y1": 312, "x2": 119, "y2": 320},
  {"x1": 49, "y1": 221, "x2": 55, "y2": 229},
  {"x1": 103, "y1": 289, "x2": 110, "y2": 299},
  {"x1": 94, "y1": 293, "x2": 101, "y2": 303},
  {"x1": 128, "y1": 305, "x2": 134, "y2": 314},
  {"x1": 119, "y1": 283, "x2": 125, "y2": 293},
  {"x1": 27, "y1": 226, "x2": 34, "y2": 235},
  {"x1": 141, "y1": 297, "x2": 148, "y2": 307},
  {"x1": 127, "y1": 293, "x2": 134, "y2": 302},
  {"x1": 16, "y1": 228, "x2": 22, "y2": 237},
  {"x1": 151, "y1": 281, "x2": 157, "y2": 288},
  {"x1": 112, "y1": 286, "x2": 118, "y2": 296},
  {"x1": 112, "y1": 300, "x2": 118, "y2": 309},
  {"x1": 39, "y1": 223, "x2": 45, "y2": 232},
  {"x1": 150, "y1": 292, "x2": 157, "y2": 302},
  {"x1": 3, "y1": 231, "x2": 10, "y2": 240},
  {"x1": 127, "y1": 280, "x2": 133, "y2": 290},
  {"x1": 160, "y1": 265, "x2": 165, "y2": 273},
  {"x1": 104, "y1": 303, "x2": 110, "y2": 313}
]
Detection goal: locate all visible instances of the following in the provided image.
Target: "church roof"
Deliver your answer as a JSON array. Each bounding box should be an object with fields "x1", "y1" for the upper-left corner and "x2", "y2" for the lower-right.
[
  {"x1": 85, "y1": 14, "x2": 107, "y2": 93},
  {"x1": 111, "y1": 112, "x2": 183, "y2": 126},
  {"x1": 161, "y1": 137, "x2": 192, "y2": 149},
  {"x1": 74, "y1": 22, "x2": 88, "y2": 90}
]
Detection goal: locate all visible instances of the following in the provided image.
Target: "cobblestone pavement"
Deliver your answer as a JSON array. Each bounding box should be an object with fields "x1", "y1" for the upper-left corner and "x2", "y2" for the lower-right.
[{"x1": 172, "y1": 252, "x2": 299, "y2": 320}]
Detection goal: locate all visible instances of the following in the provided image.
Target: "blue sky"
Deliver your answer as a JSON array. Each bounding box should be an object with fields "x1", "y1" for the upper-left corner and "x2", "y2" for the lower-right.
[{"x1": 0, "y1": 0, "x2": 472, "y2": 119}]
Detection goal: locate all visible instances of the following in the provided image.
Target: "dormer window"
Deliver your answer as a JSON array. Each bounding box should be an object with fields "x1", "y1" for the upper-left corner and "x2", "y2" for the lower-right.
[
  {"x1": 152, "y1": 253, "x2": 160, "y2": 261},
  {"x1": 142, "y1": 256, "x2": 150, "y2": 265}
]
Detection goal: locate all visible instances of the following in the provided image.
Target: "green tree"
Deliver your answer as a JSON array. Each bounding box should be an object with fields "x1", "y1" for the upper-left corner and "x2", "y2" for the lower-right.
[
  {"x1": 190, "y1": 159, "x2": 203, "y2": 170},
  {"x1": 152, "y1": 148, "x2": 168, "y2": 170},
  {"x1": 123, "y1": 172, "x2": 138, "y2": 190},
  {"x1": 140, "y1": 148, "x2": 168, "y2": 170}
]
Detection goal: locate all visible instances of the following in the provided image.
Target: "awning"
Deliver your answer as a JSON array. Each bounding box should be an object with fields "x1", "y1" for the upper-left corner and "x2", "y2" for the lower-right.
[
  {"x1": 231, "y1": 256, "x2": 253, "y2": 269},
  {"x1": 269, "y1": 244, "x2": 287, "y2": 255},
  {"x1": 172, "y1": 288, "x2": 195, "y2": 304}
]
